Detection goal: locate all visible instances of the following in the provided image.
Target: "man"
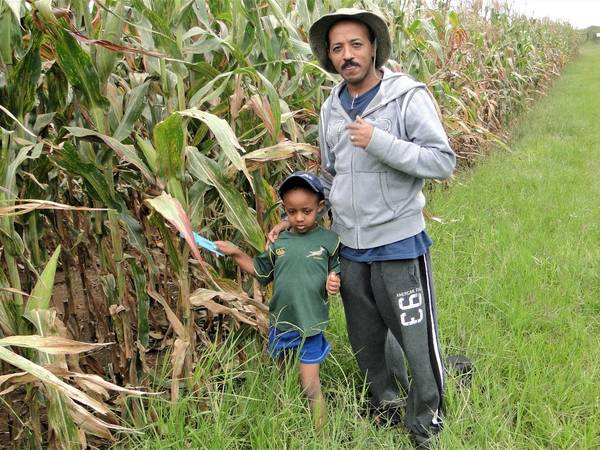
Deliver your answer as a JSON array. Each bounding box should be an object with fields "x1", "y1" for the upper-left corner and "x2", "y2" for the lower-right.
[{"x1": 271, "y1": 8, "x2": 455, "y2": 448}]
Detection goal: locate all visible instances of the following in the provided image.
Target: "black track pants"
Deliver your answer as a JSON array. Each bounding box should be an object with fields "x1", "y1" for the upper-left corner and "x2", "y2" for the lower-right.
[{"x1": 340, "y1": 254, "x2": 444, "y2": 436}]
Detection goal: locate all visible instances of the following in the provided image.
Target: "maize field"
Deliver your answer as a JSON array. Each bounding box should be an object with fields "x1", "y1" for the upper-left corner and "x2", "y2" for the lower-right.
[{"x1": 0, "y1": 0, "x2": 580, "y2": 448}]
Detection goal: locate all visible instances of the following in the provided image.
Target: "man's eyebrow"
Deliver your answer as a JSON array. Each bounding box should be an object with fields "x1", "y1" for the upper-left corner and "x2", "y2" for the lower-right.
[{"x1": 330, "y1": 37, "x2": 365, "y2": 47}]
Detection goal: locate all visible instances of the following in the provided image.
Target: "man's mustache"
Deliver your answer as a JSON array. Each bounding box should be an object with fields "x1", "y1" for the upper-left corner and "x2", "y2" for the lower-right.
[{"x1": 342, "y1": 60, "x2": 359, "y2": 69}]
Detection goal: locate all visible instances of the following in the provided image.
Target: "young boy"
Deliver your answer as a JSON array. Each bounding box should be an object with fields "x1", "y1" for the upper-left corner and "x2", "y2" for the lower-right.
[{"x1": 215, "y1": 171, "x2": 341, "y2": 429}]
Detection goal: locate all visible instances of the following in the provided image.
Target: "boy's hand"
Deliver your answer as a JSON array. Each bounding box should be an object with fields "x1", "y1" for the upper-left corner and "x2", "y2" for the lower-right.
[
  {"x1": 214, "y1": 241, "x2": 241, "y2": 256},
  {"x1": 326, "y1": 272, "x2": 340, "y2": 295}
]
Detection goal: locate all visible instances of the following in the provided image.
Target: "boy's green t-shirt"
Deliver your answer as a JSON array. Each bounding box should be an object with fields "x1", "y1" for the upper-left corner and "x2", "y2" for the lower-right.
[{"x1": 253, "y1": 226, "x2": 340, "y2": 336}]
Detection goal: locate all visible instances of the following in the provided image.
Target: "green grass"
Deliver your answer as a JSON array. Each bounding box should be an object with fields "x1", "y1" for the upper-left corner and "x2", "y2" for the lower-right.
[
  {"x1": 115, "y1": 44, "x2": 600, "y2": 449},
  {"x1": 429, "y1": 42, "x2": 600, "y2": 448}
]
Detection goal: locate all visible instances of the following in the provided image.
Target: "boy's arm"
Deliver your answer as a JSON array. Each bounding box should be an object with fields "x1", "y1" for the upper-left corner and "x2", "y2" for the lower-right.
[{"x1": 214, "y1": 241, "x2": 255, "y2": 275}]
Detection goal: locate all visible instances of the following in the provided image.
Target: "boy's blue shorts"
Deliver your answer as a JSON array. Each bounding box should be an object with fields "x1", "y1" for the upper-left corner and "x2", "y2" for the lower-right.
[{"x1": 267, "y1": 326, "x2": 331, "y2": 364}]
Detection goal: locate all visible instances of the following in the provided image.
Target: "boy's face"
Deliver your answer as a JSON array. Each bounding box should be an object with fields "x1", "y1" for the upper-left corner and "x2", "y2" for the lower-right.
[{"x1": 282, "y1": 188, "x2": 324, "y2": 234}]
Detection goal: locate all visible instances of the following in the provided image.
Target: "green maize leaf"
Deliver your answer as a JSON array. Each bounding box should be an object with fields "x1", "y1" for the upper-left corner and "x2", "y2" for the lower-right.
[
  {"x1": 187, "y1": 150, "x2": 265, "y2": 252},
  {"x1": 134, "y1": 134, "x2": 158, "y2": 173},
  {"x1": 166, "y1": 177, "x2": 186, "y2": 209},
  {"x1": 264, "y1": 0, "x2": 300, "y2": 41},
  {"x1": 188, "y1": 72, "x2": 231, "y2": 107},
  {"x1": 100, "y1": 274, "x2": 118, "y2": 308},
  {"x1": 0, "y1": 11, "x2": 13, "y2": 66},
  {"x1": 146, "y1": 191, "x2": 206, "y2": 267},
  {"x1": 188, "y1": 73, "x2": 232, "y2": 108},
  {"x1": 0, "y1": 104, "x2": 35, "y2": 137},
  {"x1": 55, "y1": 142, "x2": 121, "y2": 211},
  {"x1": 4, "y1": 0, "x2": 22, "y2": 22},
  {"x1": 120, "y1": 212, "x2": 156, "y2": 273},
  {"x1": 189, "y1": 61, "x2": 221, "y2": 80},
  {"x1": 181, "y1": 26, "x2": 208, "y2": 42},
  {"x1": 178, "y1": 108, "x2": 252, "y2": 187},
  {"x1": 426, "y1": 38, "x2": 445, "y2": 62},
  {"x1": 184, "y1": 35, "x2": 225, "y2": 55},
  {"x1": 0, "y1": 266, "x2": 19, "y2": 335},
  {"x1": 449, "y1": 10, "x2": 461, "y2": 28},
  {"x1": 288, "y1": 37, "x2": 311, "y2": 55},
  {"x1": 408, "y1": 19, "x2": 422, "y2": 35},
  {"x1": 0, "y1": 228, "x2": 24, "y2": 258},
  {"x1": 188, "y1": 180, "x2": 208, "y2": 229},
  {"x1": 153, "y1": 113, "x2": 185, "y2": 181},
  {"x1": 50, "y1": 24, "x2": 109, "y2": 111},
  {"x1": 130, "y1": 0, "x2": 180, "y2": 56},
  {"x1": 96, "y1": 2, "x2": 125, "y2": 84},
  {"x1": 129, "y1": 260, "x2": 149, "y2": 348},
  {"x1": 45, "y1": 63, "x2": 69, "y2": 113},
  {"x1": 7, "y1": 28, "x2": 41, "y2": 119},
  {"x1": 23, "y1": 245, "x2": 60, "y2": 323},
  {"x1": 112, "y1": 81, "x2": 150, "y2": 142},
  {"x1": 4, "y1": 144, "x2": 37, "y2": 195},
  {"x1": 65, "y1": 127, "x2": 155, "y2": 183}
]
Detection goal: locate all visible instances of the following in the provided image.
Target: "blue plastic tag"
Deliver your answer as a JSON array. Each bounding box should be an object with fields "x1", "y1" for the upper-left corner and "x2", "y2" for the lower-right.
[{"x1": 192, "y1": 232, "x2": 224, "y2": 256}]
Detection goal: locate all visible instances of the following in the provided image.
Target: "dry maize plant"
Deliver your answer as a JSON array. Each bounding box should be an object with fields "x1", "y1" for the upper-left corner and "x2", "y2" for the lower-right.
[{"x1": 0, "y1": 0, "x2": 579, "y2": 447}]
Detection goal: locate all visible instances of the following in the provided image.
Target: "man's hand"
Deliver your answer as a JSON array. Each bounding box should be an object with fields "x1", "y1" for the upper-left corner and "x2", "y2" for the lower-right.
[
  {"x1": 326, "y1": 272, "x2": 340, "y2": 295},
  {"x1": 346, "y1": 115, "x2": 373, "y2": 149},
  {"x1": 267, "y1": 220, "x2": 290, "y2": 246}
]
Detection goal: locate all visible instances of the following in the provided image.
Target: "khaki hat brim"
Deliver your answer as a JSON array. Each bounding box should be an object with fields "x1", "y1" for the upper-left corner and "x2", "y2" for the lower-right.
[{"x1": 308, "y1": 8, "x2": 391, "y2": 73}]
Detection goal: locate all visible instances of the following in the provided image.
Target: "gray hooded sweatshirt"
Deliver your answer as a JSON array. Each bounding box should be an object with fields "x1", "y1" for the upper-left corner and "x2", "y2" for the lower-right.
[{"x1": 319, "y1": 68, "x2": 456, "y2": 249}]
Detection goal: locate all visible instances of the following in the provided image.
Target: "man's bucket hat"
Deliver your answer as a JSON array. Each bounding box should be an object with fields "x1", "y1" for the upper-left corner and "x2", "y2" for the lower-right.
[
  {"x1": 308, "y1": 8, "x2": 391, "y2": 74},
  {"x1": 278, "y1": 171, "x2": 325, "y2": 200}
]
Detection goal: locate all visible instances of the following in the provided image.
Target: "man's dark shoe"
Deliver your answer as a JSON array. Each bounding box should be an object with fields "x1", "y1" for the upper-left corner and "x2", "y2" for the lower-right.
[
  {"x1": 410, "y1": 432, "x2": 433, "y2": 450},
  {"x1": 367, "y1": 399, "x2": 405, "y2": 427}
]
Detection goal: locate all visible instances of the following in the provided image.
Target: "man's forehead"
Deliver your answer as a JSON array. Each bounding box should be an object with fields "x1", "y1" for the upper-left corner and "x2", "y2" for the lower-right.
[{"x1": 327, "y1": 19, "x2": 370, "y2": 41}]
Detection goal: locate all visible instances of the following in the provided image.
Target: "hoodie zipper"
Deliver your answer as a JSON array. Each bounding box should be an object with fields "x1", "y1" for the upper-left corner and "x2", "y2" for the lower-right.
[{"x1": 334, "y1": 94, "x2": 385, "y2": 247}]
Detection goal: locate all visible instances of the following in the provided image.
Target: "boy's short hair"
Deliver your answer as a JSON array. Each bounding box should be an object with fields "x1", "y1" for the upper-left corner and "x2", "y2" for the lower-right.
[{"x1": 279, "y1": 171, "x2": 325, "y2": 201}]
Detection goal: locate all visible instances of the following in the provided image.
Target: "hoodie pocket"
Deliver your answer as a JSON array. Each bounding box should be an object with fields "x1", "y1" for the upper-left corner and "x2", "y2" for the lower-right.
[
  {"x1": 328, "y1": 172, "x2": 354, "y2": 229},
  {"x1": 380, "y1": 171, "x2": 425, "y2": 217},
  {"x1": 355, "y1": 172, "x2": 396, "y2": 226}
]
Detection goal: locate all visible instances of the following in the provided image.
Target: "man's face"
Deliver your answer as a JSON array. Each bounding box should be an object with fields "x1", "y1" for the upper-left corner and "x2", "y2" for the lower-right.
[{"x1": 327, "y1": 20, "x2": 375, "y2": 86}]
